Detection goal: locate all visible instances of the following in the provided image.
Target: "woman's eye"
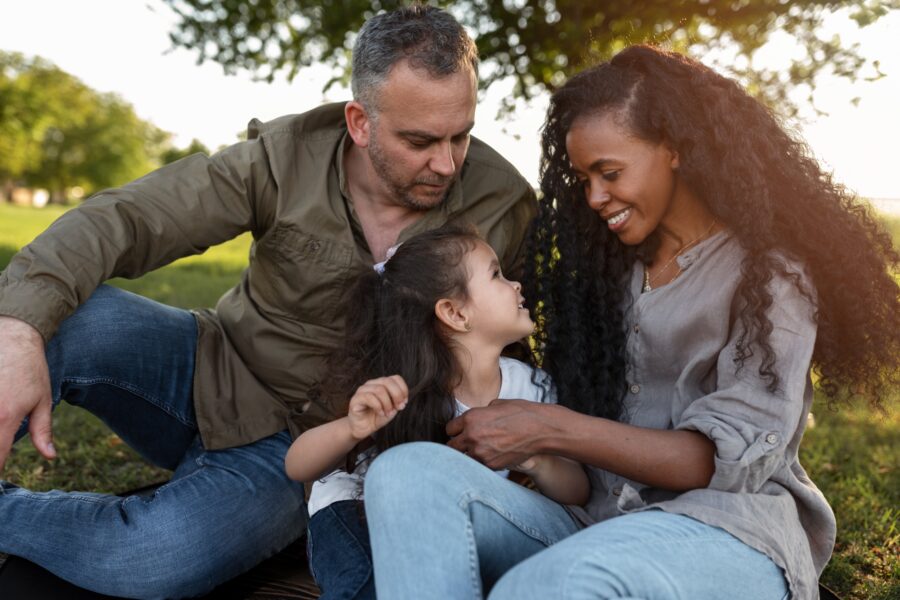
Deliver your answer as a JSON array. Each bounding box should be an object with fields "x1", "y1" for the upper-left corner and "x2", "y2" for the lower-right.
[
  {"x1": 493, "y1": 269, "x2": 501, "y2": 279},
  {"x1": 602, "y1": 170, "x2": 620, "y2": 182}
]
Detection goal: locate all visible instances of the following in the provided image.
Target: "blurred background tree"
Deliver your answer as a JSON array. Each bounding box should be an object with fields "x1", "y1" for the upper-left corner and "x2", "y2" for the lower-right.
[
  {"x1": 160, "y1": 0, "x2": 898, "y2": 114},
  {"x1": 0, "y1": 51, "x2": 205, "y2": 203}
]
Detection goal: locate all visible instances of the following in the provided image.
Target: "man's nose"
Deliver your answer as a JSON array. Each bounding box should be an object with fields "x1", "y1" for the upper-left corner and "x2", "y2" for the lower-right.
[{"x1": 430, "y1": 142, "x2": 455, "y2": 177}]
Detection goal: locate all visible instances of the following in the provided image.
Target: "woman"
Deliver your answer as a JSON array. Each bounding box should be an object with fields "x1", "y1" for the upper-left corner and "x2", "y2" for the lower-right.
[{"x1": 363, "y1": 45, "x2": 900, "y2": 599}]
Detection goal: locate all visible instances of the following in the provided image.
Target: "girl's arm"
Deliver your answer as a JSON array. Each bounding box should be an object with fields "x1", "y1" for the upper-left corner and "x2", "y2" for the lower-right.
[
  {"x1": 512, "y1": 454, "x2": 590, "y2": 505},
  {"x1": 285, "y1": 416, "x2": 359, "y2": 482},
  {"x1": 285, "y1": 375, "x2": 409, "y2": 482}
]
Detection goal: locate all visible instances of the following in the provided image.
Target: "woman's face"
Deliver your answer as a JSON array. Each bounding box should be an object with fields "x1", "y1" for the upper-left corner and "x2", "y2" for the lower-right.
[{"x1": 565, "y1": 112, "x2": 681, "y2": 246}]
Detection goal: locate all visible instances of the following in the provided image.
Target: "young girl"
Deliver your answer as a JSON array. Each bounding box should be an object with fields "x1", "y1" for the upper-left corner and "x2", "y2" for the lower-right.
[{"x1": 284, "y1": 224, "x2": 589, "y2": 599}]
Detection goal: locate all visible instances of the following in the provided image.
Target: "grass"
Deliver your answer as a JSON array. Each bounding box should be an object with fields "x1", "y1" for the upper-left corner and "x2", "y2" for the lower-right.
[{"x1": 2, "y1": 202, "x2": 899, "y2": 599}]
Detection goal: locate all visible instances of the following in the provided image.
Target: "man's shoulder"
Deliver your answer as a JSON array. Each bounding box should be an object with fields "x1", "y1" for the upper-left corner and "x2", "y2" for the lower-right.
[{"x1": 247, "y1": 102, "x2": 349, "y2": 142}]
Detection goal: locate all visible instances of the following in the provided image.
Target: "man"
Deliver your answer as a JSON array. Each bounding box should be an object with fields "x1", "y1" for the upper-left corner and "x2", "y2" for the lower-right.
[{"x1": 0, "y1": 6, "x2": 535, "y2": 597}]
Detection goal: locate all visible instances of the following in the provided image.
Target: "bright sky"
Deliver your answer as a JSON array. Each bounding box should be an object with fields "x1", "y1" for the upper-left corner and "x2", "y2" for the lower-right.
[{"x1": 2, "y1": 1, "x2": 899, "y2": 201}]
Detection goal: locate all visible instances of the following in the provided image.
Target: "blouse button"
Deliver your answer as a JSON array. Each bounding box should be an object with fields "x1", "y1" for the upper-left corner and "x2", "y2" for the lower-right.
[
  {"x1": 612, "y1": 486, "x2": 622, "y2": 496},
  {"x1": 765, "y1": 433, "x2": 778, "y2": 445},
  {"x1": 629, "y1": 384, "x2": 641, "y2": 394},
  {"x1": 633, "y1": 324, "x2": 640, "y2": 333}
]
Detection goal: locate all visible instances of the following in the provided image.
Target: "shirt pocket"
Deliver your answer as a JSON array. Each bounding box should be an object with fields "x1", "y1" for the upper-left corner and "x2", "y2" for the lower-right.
[{"x1": 252, "y1": 224, "x2": 354, "y2": 325}]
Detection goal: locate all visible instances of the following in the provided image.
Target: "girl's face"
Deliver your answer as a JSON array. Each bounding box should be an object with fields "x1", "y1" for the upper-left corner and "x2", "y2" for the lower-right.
[
  {"x1": 565, "y1": 112, "x2": 681, "y2": 246},
  {"x1": 461, "y1": 242, "x2": 534, "y2": 346}
]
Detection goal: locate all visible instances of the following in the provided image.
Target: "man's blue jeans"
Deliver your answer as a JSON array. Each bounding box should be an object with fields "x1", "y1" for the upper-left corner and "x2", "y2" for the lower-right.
[
  {"x1": 365, "y1": 442, "x2": 790, "y2": 600},
  {"x1": 0, "y1": 286, "x2": 308, "y2": 599}
]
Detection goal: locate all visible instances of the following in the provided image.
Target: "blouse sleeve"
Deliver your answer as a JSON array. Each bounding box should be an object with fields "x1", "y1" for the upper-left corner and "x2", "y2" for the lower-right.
[{"x1": 674, "y1": 267, "x2": 817, "y2": 493}]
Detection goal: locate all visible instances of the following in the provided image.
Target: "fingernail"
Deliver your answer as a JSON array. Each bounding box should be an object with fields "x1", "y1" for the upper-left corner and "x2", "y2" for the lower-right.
[{"x1": 48, "y1": 442, "x2": 56, "y2": 455}]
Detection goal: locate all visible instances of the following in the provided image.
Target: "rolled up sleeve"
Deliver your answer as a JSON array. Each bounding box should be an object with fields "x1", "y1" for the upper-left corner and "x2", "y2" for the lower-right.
[{"x1": 675, "y1": 271, "x2": 817, "y2": 493}]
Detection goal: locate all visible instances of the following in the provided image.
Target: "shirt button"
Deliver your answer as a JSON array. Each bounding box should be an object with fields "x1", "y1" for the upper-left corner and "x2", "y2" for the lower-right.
[
  {"x1": 765, "y1": 433, "x2": 778, "y2": 445},
  {"x1": 612, "y1": 487, "x2": 622, "y2": 496},
  {"x1": 629, "y1": 384, "x2": 641, "y2": 394},
  {"x1": 633, "y1": 324, "x2": 640, "y2": 333}
]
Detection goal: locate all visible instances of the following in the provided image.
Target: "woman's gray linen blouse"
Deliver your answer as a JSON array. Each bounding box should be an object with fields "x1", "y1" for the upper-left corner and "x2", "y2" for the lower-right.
[{"x1": 566, "y1": 231, "x2": 836, "y2": 600}]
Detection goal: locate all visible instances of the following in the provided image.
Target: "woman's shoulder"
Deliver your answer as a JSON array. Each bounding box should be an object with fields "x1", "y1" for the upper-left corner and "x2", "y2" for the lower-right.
[{"x1": 498, "y1": 357, "x2": 556, "y2": 403}]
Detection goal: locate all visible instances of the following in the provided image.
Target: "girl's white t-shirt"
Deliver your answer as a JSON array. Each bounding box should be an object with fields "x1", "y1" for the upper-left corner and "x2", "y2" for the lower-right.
[{"x1": 306, "y1": 357, "x2": 556, "y2": 516}]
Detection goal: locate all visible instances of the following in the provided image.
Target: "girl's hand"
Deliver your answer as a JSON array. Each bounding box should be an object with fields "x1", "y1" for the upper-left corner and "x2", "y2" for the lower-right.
[
  {"x1": 510, "y1": 455, "x2": 543, "y2": 475},
  {"x1": 347, "y1": 375, "x2": 409, "y2": 440}
]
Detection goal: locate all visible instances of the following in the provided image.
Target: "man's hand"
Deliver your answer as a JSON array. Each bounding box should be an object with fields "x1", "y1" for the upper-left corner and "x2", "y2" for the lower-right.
[
  {"x1": 446, "y1": 399, "x2": 558, "y2": 470},
  {"x1": 0, "y1": 316, "x2": 55, "y2": 472}
]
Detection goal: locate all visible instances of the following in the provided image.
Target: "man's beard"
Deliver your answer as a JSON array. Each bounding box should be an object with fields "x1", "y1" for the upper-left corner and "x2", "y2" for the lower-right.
[{"x1": 368, "y1": 133, "x2": 455, "y2": 211}]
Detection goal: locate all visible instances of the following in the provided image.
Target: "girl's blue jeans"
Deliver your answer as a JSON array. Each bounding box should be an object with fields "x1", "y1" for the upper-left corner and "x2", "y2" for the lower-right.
[
  {"x1": 365, "y1": 442, "x2": 791, "y2": 600},
  {"x1": 0, "y1": 285, "x2": 307, "y2": 599},
  {"x1": 306, "y1": 500, "x2": 375, "y2": 600}
]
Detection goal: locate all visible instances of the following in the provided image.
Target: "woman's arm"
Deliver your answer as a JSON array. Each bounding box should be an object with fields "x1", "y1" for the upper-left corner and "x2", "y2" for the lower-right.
[
  {"x1": 513, "y1": 454, "x2": 591, "y2": 505},
  {"x1": 448, "y1": 401, "x2": 715, "y2": 492}
]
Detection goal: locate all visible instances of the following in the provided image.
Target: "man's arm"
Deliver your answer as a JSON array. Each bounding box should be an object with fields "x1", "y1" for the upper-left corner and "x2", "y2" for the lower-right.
[
  {"x1": 0, "y1": 137, "x2": 276, "y2": 342},
  {"x1": 0, "y1": 132, "x2": 277, "y2": 471}
]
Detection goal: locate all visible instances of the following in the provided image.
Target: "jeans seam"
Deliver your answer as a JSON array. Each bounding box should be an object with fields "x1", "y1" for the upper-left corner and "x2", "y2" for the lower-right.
[
  {"x1": 458, "y1": 491, "x2": 567, "y2": 547},
  {"x1": 465, "y1": 517, "x2": 481, "y2": 598},
  {"x1": 60, "y1": 376, "x2": 195, "y2": 429}
]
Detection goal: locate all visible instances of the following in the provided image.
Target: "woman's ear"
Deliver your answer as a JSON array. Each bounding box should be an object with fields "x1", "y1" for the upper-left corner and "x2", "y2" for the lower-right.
[{"x1": 435, "y1": 298, "x2": 470, "y2": 333}]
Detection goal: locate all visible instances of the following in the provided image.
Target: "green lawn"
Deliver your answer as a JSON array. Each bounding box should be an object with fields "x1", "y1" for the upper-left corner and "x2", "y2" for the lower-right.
[{"x1": 1, "y1": 202, "x2": 898, "y2": 599}]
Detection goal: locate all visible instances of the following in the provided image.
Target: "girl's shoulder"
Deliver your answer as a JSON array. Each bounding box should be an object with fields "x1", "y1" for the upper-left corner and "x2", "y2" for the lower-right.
[{"x1": 498, "y1": 357, "x2": 556, "y2": 404}]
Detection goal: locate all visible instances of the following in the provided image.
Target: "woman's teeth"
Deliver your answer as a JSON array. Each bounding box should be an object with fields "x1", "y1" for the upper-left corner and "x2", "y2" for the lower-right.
[{"x1": 608, "y1": 208, "x2": 631, "y2": 226}]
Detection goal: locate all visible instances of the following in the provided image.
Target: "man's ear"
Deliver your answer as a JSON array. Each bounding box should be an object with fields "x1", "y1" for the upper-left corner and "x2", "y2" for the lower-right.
[
  {"x1": 435, "y1": 298, "x2": 470, "y2": 333},
  {"x1": 345, "y1": 101, "x2": 372, "y2": 148}
]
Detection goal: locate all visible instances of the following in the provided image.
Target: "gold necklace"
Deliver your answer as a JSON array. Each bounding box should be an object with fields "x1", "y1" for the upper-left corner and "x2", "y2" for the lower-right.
[{"x1": 642, "y1": 219, "x2": 717, "y2": 293}]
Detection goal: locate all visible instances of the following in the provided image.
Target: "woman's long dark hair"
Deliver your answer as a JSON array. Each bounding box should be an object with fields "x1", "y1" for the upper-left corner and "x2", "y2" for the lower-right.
[
  {"x1": 525, "y1": 45, "x2": 900, "y2": 418},
  {"x1": 320, "y1": 224, "x2": 482, "y2": 454}
]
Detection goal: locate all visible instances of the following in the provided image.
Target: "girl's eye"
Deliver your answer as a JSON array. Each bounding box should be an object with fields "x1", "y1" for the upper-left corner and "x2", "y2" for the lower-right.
[{"x1": 602, "y1": 170, "x2": 620, "y2": 182}]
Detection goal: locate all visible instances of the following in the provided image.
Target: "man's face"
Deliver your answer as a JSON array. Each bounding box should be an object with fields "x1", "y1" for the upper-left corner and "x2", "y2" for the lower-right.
[{"x1": 365, "y1": 61, "x2": 477, "y2": 211}]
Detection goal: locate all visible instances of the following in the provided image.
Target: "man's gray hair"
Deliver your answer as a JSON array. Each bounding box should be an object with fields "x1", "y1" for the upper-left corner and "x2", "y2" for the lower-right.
[{"x1": 351, "y1": 5, "x2": 479, "y2": 113}]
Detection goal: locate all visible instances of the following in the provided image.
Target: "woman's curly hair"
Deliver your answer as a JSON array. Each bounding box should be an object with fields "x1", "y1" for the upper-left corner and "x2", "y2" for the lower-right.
[{"x1": 525, "y1": 45, "x2": 900, "y2": 419}]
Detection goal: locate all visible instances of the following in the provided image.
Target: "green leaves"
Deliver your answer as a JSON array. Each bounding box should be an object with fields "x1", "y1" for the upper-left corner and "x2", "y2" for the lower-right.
[{"x1": 160, "y1": 0, "x2": 897, "y2": 116}]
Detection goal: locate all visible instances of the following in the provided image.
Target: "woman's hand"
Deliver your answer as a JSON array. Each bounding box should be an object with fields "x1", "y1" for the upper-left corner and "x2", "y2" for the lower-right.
[
  {"x1": 446, "y1": 399, "x2": 560, "y2": 469},
  {"x1": 347, "y1": 375, "x2": 409, "y2": 440}
]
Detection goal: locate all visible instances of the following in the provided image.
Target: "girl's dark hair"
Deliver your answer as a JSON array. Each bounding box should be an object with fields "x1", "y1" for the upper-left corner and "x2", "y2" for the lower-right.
[
  {"x1": 526, "y1": 44, "x2": 900, "y2": 418},
  {"x1": 320, "y1": 223, "x2": 482, "y2": 453}
]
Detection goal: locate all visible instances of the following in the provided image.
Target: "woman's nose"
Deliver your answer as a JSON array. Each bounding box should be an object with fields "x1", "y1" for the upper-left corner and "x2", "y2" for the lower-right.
[{"x1": 587, "y1": 187, "x2": 612, "y2": 211}]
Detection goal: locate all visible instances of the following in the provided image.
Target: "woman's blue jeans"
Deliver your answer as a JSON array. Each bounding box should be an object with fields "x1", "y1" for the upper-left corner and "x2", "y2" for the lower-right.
[
  {"x1": 0, "y1": 285, "x2": 307, "y2": 599},
  {"x1": 365, "y1": 442, "x2": 790, "y2": 600}
]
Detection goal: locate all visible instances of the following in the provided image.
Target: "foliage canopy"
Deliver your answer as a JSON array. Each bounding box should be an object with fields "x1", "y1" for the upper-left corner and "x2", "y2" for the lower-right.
[
  {"x1": 161, "y1": 0, "x2": 898, "y2": 113},
  {"x1": 0, "y1": 52, "x2": 168, "y2": 199}
]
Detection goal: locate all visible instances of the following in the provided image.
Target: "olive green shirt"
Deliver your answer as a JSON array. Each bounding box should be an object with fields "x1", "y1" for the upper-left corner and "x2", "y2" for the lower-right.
[{"x1": 0, "y1": 102, "x2": 536, "y2": 450}]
